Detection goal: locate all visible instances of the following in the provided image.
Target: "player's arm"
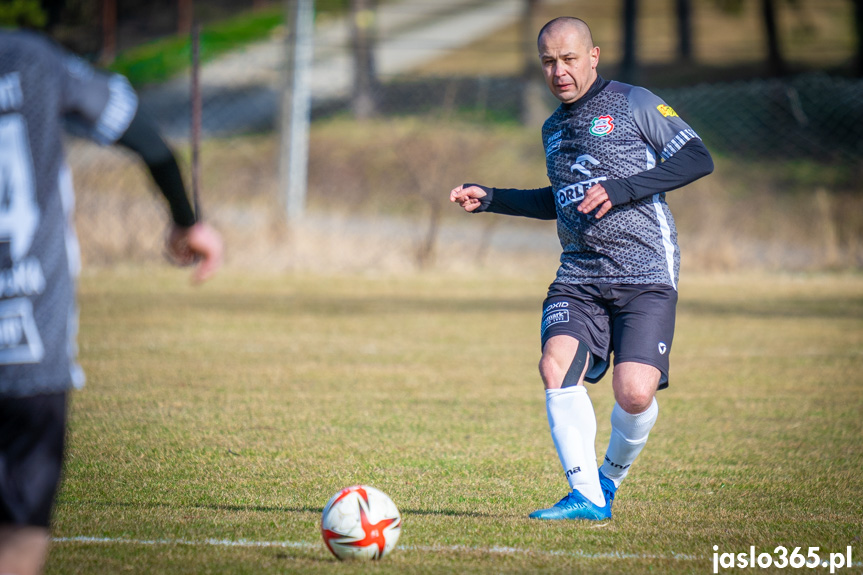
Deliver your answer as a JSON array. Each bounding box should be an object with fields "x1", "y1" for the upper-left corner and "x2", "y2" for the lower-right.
[
  {"x1": 117, "y1": 109, "x2": 195, "y2": 227},
  {"x1": 117, "y1": 109, "x2": 222, "y2": 282},
  {"x1": 450, "y1": 184, "x2": 557, "y2": 220},
  {"x1": 599, "y1": 138, "x2": 713, "y2": 205},
  {"x1": 579, "y1": 86, "x2": 714, "y2": 218},
  {"x1": 57, "y1": 44, "x2": 221, "y2": 281}
]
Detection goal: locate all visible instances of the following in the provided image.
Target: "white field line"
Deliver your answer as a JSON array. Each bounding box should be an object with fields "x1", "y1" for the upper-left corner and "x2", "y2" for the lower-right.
[{"x1": 53, "y1": 535, "x2": 702, "y2": 562}]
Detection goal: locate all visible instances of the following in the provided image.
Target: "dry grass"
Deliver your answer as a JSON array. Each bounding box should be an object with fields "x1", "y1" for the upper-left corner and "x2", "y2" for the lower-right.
[{"x1": 45, "y1": 267, "x2": 863, "y2": 574}]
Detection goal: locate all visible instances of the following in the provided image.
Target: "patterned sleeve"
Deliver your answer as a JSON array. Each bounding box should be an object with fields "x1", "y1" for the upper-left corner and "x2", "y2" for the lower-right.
[
  {"x1": 627, "y1": 86, "x2": 699, "y2": 160},
  {"x1": 58, "y1": 49, "x2": 138, "y2": 145}
]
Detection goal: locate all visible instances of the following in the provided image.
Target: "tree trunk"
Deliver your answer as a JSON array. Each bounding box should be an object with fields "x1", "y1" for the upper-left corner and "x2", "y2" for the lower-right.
[
  {"x1": 854, "y1": 0, "x2": 863, "y2": 77},
  {"x1": 761, "y1": 0, "x2": 785, "y2": 75},
  {"x1": 520, "y1": 0, "x2": 547, "y2": 126},
  {"x1": 351, "y1": 0, "x2": 378, "y2": 120},
  {"x1": 101, "y1": 0, "x2": 117, "y2": 64},
  {"x1": 178, "y1": 0, "x2": 193, "y2": 38},
  {"x1": 621, "y1": 0, "x2": 638, "y2": 82},
  {"x1": 675, "y1": 0, "x2": 692, "y2": 63}
]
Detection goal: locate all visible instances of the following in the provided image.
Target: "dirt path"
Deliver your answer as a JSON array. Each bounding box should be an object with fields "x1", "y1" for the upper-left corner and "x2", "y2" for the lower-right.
[{"x1": 140, "y1": 0, "x2": 538, "y2": 137}]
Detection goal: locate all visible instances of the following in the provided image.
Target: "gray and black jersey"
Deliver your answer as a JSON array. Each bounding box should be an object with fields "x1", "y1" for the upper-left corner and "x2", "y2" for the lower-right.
[
  {"x1": 478, "y1": 76, "x2": 711, "y2": 290},
  {"x1": 545, "y1": 79, "x2": 699, "y2": 288},
  {"x1": 0, "y1": 31, "x2": 137, "y2": 397}
]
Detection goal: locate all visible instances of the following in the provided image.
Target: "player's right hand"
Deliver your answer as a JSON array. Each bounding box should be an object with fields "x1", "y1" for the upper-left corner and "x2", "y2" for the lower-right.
[
  {"x1": 167, "y1": 222, "x2": 223, "y2": 283},
  {"x1": 449, "y1": 184, "x2": 487, "y2": 213}
]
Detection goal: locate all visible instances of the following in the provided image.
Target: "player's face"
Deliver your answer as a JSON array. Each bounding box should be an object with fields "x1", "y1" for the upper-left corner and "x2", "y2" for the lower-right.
[{"x1": 539, "y1": 27, "x2": 599, "y2": 104}]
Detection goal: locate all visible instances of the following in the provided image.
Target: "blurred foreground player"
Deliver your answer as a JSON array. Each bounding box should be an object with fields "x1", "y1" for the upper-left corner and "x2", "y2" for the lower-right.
[
  {"x1": 450, "y1": 17, "x2": 712, "y2": 520},
  {"x1": 0, "y1": 30, "x2": 222, "y2": 574}
]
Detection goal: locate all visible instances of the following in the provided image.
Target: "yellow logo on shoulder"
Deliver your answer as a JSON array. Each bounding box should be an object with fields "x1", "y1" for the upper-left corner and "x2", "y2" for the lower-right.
[{"x1": 657, "y1": 105, "x2": 678, "y2": 118}]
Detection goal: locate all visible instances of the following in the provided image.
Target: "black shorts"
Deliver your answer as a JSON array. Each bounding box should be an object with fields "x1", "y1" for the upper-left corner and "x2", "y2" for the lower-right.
[
  {"x1": 0, "y1": 392, "x2": 67, "y2": 528},
  {"x1": 540, "y1": 283, "x2": 678, "y2": 389}
]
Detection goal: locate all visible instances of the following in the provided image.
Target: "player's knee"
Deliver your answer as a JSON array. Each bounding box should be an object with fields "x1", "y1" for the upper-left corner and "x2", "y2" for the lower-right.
[
  {"x1": 538, "y1": 355, "x2": 563, "y2": 389},
  {"x1": 613, "y1": 363, "x2": 661, "y2": 413},
  {"x1": 538, "y1": 341, "x2": 591, "y2": 390},
  {"x1": 616, "y1": 388, "x2": 656, "y2": 414}
]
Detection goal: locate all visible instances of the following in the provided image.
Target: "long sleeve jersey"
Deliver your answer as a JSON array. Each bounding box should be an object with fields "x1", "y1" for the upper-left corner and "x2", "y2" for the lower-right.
[{"x1": 476, "y1": 76, "x2": 713, "y2": 289}]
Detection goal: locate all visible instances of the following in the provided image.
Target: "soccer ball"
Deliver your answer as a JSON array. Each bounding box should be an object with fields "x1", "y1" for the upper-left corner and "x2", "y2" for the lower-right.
[{"x1": 320, "y1": 485, "x2": 402, "y2": 560}]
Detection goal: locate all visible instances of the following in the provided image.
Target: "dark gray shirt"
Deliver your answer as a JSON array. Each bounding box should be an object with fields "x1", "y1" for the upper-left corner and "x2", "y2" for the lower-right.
[
  {"x1": 0, "y1": 31, "x2": 137, "y2": 396},
  {"x1": 546, "y1": 79, "x2": 699, "y2": 288},
  {"x1": 478, "y1": 77, "x2": 711, "y2": 289}
]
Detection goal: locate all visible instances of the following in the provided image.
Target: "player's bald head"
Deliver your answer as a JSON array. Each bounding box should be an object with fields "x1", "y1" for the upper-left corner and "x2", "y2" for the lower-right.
[{"x1": 537, "y1": 17, "x2": 594, "y2": 51}]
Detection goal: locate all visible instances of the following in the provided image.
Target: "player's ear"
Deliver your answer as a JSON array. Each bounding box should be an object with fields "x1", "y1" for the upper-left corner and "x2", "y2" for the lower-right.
[{"x1": 590, "y1": 46, "x2": 600, "y2": 69}]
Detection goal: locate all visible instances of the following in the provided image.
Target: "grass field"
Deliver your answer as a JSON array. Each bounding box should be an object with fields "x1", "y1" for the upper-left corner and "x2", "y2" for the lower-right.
[{"x1": 47, "y1": 268, "x2": 863, "y2": 574}]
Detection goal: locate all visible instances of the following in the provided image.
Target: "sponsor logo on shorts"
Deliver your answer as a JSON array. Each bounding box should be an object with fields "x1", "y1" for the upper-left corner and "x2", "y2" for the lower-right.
[
  {"x1": 589, "y1": 115, "x2": 614, "y2": 137},
  {"x1": 543, "y1": 301, "x2": 569, "y2": 314},
  {"x1": 658, "y1": 342, "x2": 667, "y2": 354},
  {"x1": 657, "y1": 104, "x2": 678, "y2": 117},
  {"x1": 541, "y1": 309, "x2": 569, "y2": 335}
]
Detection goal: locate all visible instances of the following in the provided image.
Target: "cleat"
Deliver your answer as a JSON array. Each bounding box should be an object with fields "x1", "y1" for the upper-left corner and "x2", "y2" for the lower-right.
[
  {"x1": 529, "y1": 489, "x2": 611, "y2": 521},
  {"x1": 598, "y1": 469, "x2": 617, "y2": 517}
]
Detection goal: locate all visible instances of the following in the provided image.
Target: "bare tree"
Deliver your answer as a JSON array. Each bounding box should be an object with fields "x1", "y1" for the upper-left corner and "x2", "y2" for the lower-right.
[
  {"x1": 761, "y1": 0, "x2": 786, "y2": 75},
  {"x1": 854, "y1": 0, "x2": 863, "y2": 76},
  {"x1": 351, "y1": 0, "x2": 378, "y2": 119},
  {"x1": 100, "y1": 0, "x2": 117, "y2": 64},
  {"x1": 621, "y1": 0, "x2": 638, "y2": 82},
  {"x1": 178, "y1": 0, "x2": 193, "y2": 37},
  {"x1": 675, "y1": 0, "x2": 693, "y2": 63},
  {"x1": 711, "y1": 0, "x2": 787, "y2": 75},
  {"x1": 520, "y1": 0, "x2": 547, "y2": 126}
]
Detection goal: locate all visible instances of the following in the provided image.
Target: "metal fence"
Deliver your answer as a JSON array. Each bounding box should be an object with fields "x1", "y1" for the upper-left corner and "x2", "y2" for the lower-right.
[{"x1": 660, "y1": 74, "x2": 863, "y2": 163}]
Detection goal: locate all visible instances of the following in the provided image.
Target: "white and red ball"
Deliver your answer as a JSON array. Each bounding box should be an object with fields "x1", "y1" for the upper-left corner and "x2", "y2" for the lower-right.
[{"x1": 320, "y1": 485, "x2": 402, "y2": 560}]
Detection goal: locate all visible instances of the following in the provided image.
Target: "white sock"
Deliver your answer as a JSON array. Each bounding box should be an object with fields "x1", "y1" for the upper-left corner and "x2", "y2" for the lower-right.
[
  {"x1": 545, "y1": 386, "x2": 604, "y2": 507},
  {"x1": 600, "y1": 398, "x2": 659, "y2": 487}
]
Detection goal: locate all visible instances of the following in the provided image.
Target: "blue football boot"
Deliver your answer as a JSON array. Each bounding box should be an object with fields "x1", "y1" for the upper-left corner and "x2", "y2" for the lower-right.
[
  {"x1": 528, "y1": 489, "x2": 611, "y2": 521},
  {"x1": 597, "y1": 469, "x2": 618, "y2": 517}
]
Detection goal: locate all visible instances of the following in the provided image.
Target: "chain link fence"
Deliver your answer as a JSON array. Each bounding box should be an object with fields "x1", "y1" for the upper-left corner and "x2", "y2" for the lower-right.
[
  {"x1": 660, "y1": 74, "x2": 863, "y2": 163},
  {"x1": 68, "y1": 15, "x2": 863, "y2": 274}
]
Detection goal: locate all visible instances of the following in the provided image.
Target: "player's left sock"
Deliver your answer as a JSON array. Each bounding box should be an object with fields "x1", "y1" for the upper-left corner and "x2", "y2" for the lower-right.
[{"x1": 600, "y1": 398, "x2": 658, "y2": 487}]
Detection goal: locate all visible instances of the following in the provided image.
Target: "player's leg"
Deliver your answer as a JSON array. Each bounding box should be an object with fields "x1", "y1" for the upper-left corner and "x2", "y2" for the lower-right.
[
  {"x1": 600, "y1": 362, "x2": 661, "y2": 489},
  {"x1": 598, "y1": 284, "x2": 676, "y2": 503},
  {"x1": 0, "y1": 392, "x2": 67, "y2": 575},
  {"x1": 538, "y1": 334, "x2": 604, "y2": 506},
  {"x1": 0, "y1": 526, "x2": 50, "y2": 575},
  {"x1": 530, "y1": 287, "x2": 612, "y2": 520}
]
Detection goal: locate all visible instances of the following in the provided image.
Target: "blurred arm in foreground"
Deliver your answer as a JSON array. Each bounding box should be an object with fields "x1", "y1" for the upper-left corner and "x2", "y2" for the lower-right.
[{"x1": 117, "y1": 102, "x2": 222, "y2": 282}]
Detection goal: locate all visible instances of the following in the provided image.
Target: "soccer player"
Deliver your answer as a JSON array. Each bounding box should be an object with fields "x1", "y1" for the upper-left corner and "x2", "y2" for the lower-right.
[
  {"x1": 450, "y1": 17, "x2": 713, "y2": 520},
  {"x1": 0, "y1": 30, "x2": 222, "y2": 574}
]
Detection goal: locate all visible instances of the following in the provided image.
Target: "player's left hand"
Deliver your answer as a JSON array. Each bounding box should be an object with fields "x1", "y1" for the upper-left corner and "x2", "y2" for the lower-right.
[
  {"x1": 166, "y1": 222, "x2": 223, "y2": 283},
  {"x1": 577, "y1": 183, "x2": 613, "y2": 219}
]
